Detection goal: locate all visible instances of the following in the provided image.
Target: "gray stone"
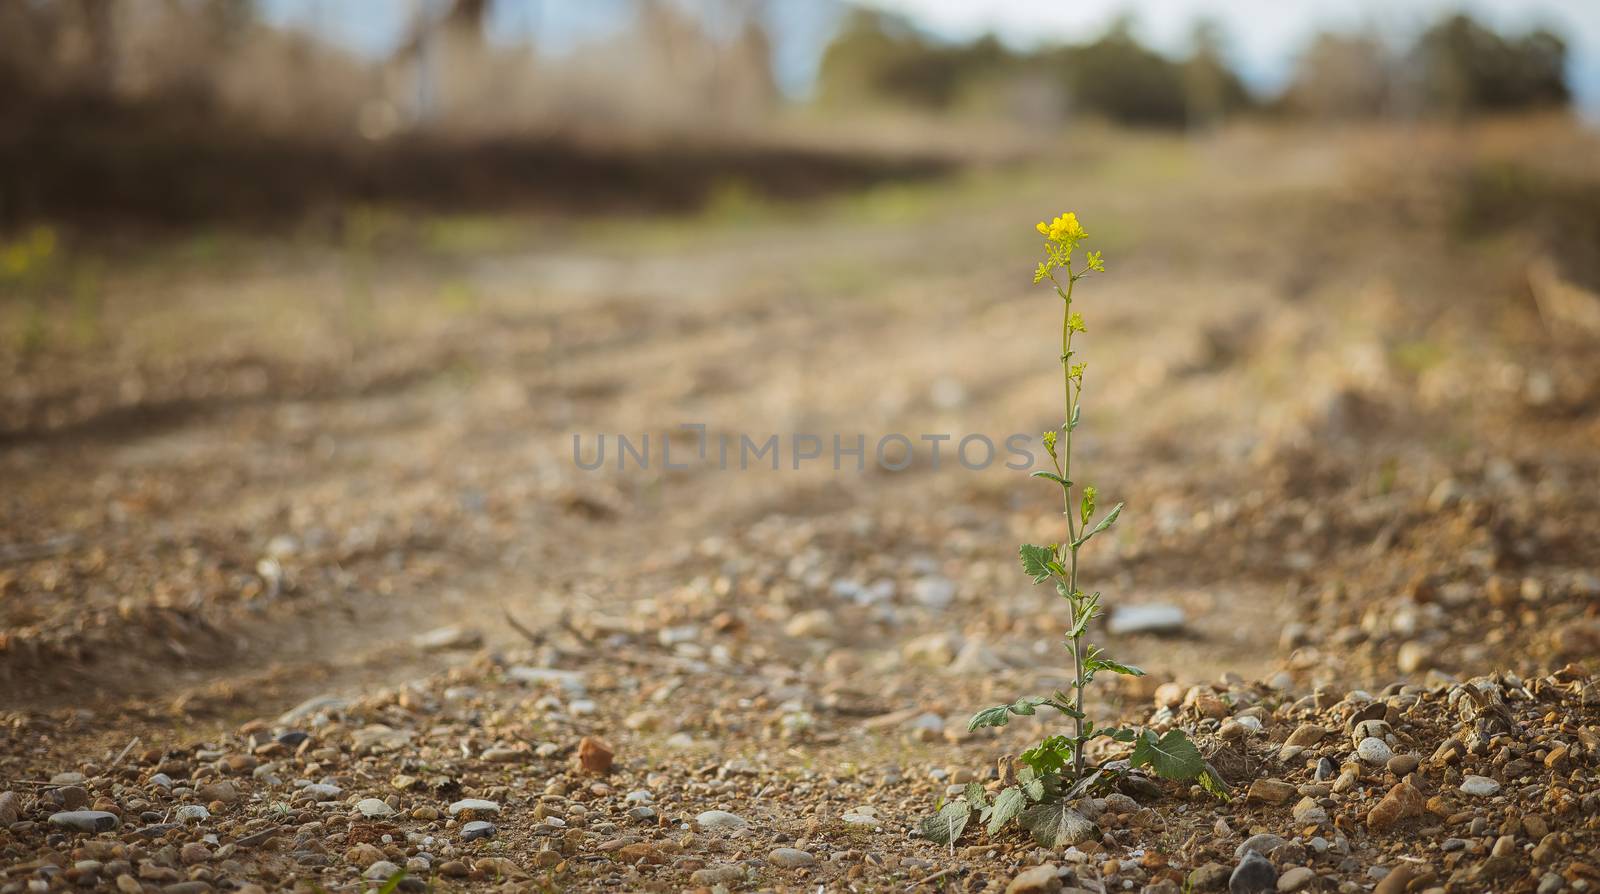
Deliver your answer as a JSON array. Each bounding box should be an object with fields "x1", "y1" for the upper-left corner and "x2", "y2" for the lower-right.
[
  {"x1": 1235, "y1": 834, "x2": 1288, "y2": 859},
  {"x1": 460, "y1": 821, "x2": 496, "y2": 841},
  {"x1": 412, "y1": 625, "x2": 483, "y2": 652},
  {"x1": 695, "y1": 810, "x2": 748, "y2": 830},
  {"x1": 1356, "y1": 737, "x2": 1394, "y2": 765},
  {"x1": 48, "y1": 811, "x2": 120, "y2": 833},
  {"x1": 1461, "y1": 775, "x2": 1500, "y2": 797},
  {"x1": 912, "y1": 576, "x2": 957, "y2": 610},
  {"x1": 174, "y1": 805, "x2": 210, "y2": 823},
  {"x1": 1107, "y1": 603, "x2": 1186, "y2": 636},
  {"x1": 1291, "y1": 797, "x2": 1328, "y2": 827},
  {"x1": 447, "y1": 799, "x2": 500, "y2": 815},
  {"x1": 363, "y1": 860, "x2": 402, "y2": 880},
  {"x1": 355, "y1": 798, "x2": 395, "y2": 818},
  {"x1": 276, "y1": 695, "x2": 347, "y2": 725},
  {"x1": 505, "y1": 666, "x2": 587, "y2": 692},
  {"x1": 1229, "y1": 851, "x2": 1277, "y2": 894}
]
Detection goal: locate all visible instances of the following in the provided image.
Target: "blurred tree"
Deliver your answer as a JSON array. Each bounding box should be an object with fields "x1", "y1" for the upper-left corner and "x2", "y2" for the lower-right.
[
  {"x1": 817, "y1": 10, "x2": 1010, "y2": 111},
  {"x1": 1282, "y1": 31, "x2": 1396, "y2": 119},
  {"x1": 1058, "y1": 17, "x2": 1187, "y2": 127},
  {"x1": 1182, "y1": 19, "x2": 1253, "y2": 131},
  {"x1": 1414, "y1": 14, "x2": 1568, "y2": 116}
]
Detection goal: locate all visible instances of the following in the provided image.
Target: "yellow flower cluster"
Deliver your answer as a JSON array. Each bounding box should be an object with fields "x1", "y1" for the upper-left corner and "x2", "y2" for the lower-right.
[
  {"x1": 1036, "y1": 212, "x2": 1087, "y2": 245},
  {"x1": 1032, "y1": 211, "x2": 1103, "y2": 287}
]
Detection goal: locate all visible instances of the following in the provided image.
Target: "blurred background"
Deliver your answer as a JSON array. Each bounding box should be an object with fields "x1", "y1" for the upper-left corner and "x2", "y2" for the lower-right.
[{"x1": 2, "y1": 1, "x2": 1599, "y2": 710}]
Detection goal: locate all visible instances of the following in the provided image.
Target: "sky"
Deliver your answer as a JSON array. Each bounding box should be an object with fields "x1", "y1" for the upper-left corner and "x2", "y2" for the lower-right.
[{"x1": 257, "y1": 0, "x2": 1600, "y2": 112}]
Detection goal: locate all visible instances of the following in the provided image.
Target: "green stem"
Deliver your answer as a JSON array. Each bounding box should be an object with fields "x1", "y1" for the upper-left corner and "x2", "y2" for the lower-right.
[{"x1": 1052, "y1": 266, "x2": 1087, "y2": 784}]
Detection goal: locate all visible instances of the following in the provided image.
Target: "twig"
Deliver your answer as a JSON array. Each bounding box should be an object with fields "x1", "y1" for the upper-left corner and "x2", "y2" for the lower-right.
[
  {"x1": 108, "y1": 736, "x2": 141, "y2": 771},
  {"x1": 501, "y1": 607, "x2": 545, "y2": 648},
  {"x1": 908, "y1": 868, "x2": 955, "y2": 890},
  {"x1": 557, "y1": 610, "x2": 599, "y2": 647}
]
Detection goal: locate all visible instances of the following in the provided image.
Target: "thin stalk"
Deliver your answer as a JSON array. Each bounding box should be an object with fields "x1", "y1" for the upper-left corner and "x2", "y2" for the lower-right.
[{"x1": 1051, "y1": 265, "x2": 1087, "y2": 783}]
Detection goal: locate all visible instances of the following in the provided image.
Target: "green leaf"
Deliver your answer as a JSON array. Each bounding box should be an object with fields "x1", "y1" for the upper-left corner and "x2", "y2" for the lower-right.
[
  {"x1": 1197, "y1": 762, "x2": 1231, "y2": 801},
  {"x1": 919, "y1": 801, "x2": 971, "y2": 847},
  {"x1": 1076, "y1": 502, "x2": 1124, "y2": 547},
  {"x1": 965, "y1": 783, "x2": 989, "y2": 809},
  {"x1": 1030, "y1": 471, "x2": 1072, "y2": 489},
  {"x1": 968, "y1": 696, "x2": 1051, "y2": 731},
  {"x1": 1129, "y1": 729, "x2": 1205, "y2": 781},
  {"x1": 986, "y1": 787, "x2": 1028, "y2": 836},
  {"x1": 1018, "y1": 544, "x2": 1056, "y2": 584},
  {"x1": 969, "y1": 705, "x2": 1011, "y2": 730},
  {"x1": 1017, "y1": 801, "x2": 1098, "y2": 847},
  {"x1": 1067, "y1": 593, "x2": 1100, "y2": 638},
  {"x1": 1020, "y1": 735, "x2": 1075, "y2": 775},
  {"x1": 1094, "y1": 726, "x2": 1140, "y2": 743},
  {"x1": 1084, "y1": 653, "x2": 1145, "y2": 677},
  {"x1": 1068, "y1": 404, "x2": 1081, "y2": 431}
]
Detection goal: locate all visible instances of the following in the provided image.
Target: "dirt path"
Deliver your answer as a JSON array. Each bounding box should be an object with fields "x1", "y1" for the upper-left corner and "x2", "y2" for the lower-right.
[{"x1": 4, "y1": 122, "x2": 1599, "y2": 727}]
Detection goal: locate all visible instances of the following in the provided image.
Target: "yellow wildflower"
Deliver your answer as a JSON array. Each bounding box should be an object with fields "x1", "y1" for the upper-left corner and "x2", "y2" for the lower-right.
[
  {"x1": 1038, "y1": 212, "x2": 1087, "y2": 245},
  {"x1": 1068, "y1": 312, "x2": 1086, "y2": 333}
]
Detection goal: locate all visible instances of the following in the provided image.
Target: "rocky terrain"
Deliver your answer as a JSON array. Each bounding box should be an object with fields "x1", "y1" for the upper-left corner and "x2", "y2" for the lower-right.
[{"x1": 3, "y1": 120, "x2": 1600, "y2": 891}]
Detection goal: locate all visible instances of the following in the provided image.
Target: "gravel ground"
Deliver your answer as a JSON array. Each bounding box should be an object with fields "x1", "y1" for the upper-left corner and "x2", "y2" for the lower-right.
[{"x1": 3, "y1": 121, "x2": 1600, "y2": 892}]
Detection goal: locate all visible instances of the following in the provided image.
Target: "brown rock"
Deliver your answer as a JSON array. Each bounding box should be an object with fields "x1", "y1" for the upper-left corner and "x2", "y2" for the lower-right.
[
  {"x1": 475, "y1": 856, "x2": 525, "y2": 878},
  {"x1": 1154, "y1": 683, "x2": 1185, "y2": 710},
  {"x1": 179, "y1": 842, "x2": 212, "y2": 865},
  {"x1": 1386, "y1": 754, "x2": 1421, "y2": 776},
  {"x1": 1532, "y1": 833, "x2": 1561, "y2": 865},
  {"x1": 1544, "y1": 746, "x2": 1570, "y2": 770},
  {"x1": 221, "y1": 754, "x2": 258, "y2": 774},
  {"x1": 1188, "y1": 863, "x2": 1229, "y2": 890},
  {"x1": 196, "y1": 781, "x2": 238, "y2": 804},
  {"x1": 0, "y1": 790, "x2": 20, "y2": 826},
  {"x1": 1005, "y1": 863, "x2": 1062, "y2": 894},
  {"x1": 577, "y1": 737, "x2": 614, "y2": 775},
  {"x1": 1524, "y1": 815, "x2": 1550, "y2": 840},
  {"x1": 346, "y1": 843, "x2": 385, "y2": 866},
  {"x1": 1373, "y1": 864, "x2": 1420, "y2": 894},
  {"x1": 1284, "y1": 724, "x2": 1327, "y2": 747},
  {"x1": 617, "y1": 842, "x2": 663, "y2": 864},
  {"x1": 1246, "y1": 778, "x2": 1297, "y2": 805},
  {"x1": 1368, "y1": 780, "x2": 1425, "y2": 832}
]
